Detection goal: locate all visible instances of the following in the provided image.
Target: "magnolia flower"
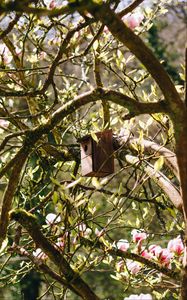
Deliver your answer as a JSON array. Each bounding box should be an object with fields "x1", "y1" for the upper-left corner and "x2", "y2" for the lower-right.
[
  {"x1": 149, "y1": 245, "x2": 172, "y2": 267},
  {"x1": 167, "y1": 236, "x2": 184, "y2": 256},
  {"x1": 159, "y1": 248, "x2": 173, "y2": 267},
  {"x1": 0, "y1": 119, "x2": 9, "y2": 128},
  {"x1": 126, "y1": 260, "x2": 141, "y2": 274},
  {"x1": 123, "y1": 12, "x2": 144, "y2": 30},
  {"x1": 141, "y1": 249, "x2": 153, "y2": 260},
  {"x1": 56, "y1": 237, "x2": 65, "y2": 248},
  {"x1": 33, "y1": 248, "x2": 47, "y2": 260},
  {"x1": 77, "y1": 223, "x2": 92, "y2": 238},
  {"x1": 131, "y1": 229, "x2": 147, "y2": 243},
  {"x1": 116, "y1": 239, "x2": 129, "y2": 252},
  {"x1": 46, "y1": 213, "x2": 61, "y2": 225},
  {"x1": 49, "y1": 0, "x2": 56, "y2": 9},
  {"x1": 78, "y1": 223, "x2": 87, "y2": 232},
  {"x1": 148, "y1": 244, "x2": 162, "y2": 256}
]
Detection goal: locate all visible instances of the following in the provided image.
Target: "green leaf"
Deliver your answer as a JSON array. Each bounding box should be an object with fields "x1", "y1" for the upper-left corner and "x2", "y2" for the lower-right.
[
  {"x1": 92, "y1": 177, "x2": 101, "y2": 189},
  {"x1": 93, "y1": 40, "x2": 99, "y2": 51},
  {"x1": 52, "y1": 191, "x2": 59, "y2": 204},
  {"x1": 91, "y1": 132, "x2": 99, "y2": 143},
  {"x1": 65, "y1": 177, "x2": 82, "y2": 189},
  {"x1": 0, "y1": 238, "x2": 8, "y2": 254},
  {"x1": 154, "y1": 156, "x2": 164, "y2": 171}
]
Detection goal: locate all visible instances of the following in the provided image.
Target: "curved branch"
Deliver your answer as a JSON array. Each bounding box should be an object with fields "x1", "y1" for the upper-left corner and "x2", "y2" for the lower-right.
[
  {"x1": 0, "y1": 149, "x2": 28, "y2": 247},
  {"x1": 125, "y1": 155, "x2": 182, "y2": 211},
  {"x1": 0, "y1": 13, "x2": 21, "y2": 40},
  {"x1": 10, "y1": 209, "x2": 100, "y2": 300},
  {"x1": 81, "y1": 238, "x2": 180, "y2": 281},
  {"x1": 86, "y1": 3, "x2": 183, "y2": 116},
  {"x1": 116, "y1": 135, "x2": 179, "y2": 179}
]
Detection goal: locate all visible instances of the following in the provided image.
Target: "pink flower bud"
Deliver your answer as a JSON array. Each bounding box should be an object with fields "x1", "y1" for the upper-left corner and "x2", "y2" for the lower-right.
[
  {"x1": 0, "y1": 119, "x2": 9, "y2": 128},
  {"x1": 126, "y1": 260, "x2": 141, "y2": 274},
  {"x1": 116, "y1": 239, "x2": 129, "y2": 252},
  {"x1": 131, "y1": 229, "x2": 147, "y2": 243},
  {"x1": 123, "y1": 12, "x2": 144, "y2": 30},
  {"x1": 141, "y1": 249, "x2": 153, "y2": 260},
  {"x1": 49, "y1": 0, "x2": 56, "y2": 9},
  {"x1": 148, "y1": 245, "x2": 162, "y2": 256},
  {"x1": 167, "y1": 236, "x2": 184, "y2": 256}
]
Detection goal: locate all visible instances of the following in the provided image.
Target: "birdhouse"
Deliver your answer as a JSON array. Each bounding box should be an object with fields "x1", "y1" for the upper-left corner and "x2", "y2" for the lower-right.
[{"x1": 80, "y1": 130, "x2": 114, "y2": 177}]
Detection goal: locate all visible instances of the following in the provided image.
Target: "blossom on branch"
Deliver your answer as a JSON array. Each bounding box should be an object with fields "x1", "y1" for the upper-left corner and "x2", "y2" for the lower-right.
[
  {"x1": 116, "y1": 239, "x2": 130, "y2": 252},
  {"x1": 45, "y1": 213, "x2": 61, "y2": 225},
  {"x1": 167, "y1": 236, "x2": 184, "y2": 256}
]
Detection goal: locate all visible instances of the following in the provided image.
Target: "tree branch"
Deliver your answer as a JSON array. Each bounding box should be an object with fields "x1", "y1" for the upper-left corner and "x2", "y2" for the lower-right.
[
  {"x1": 125, "y1": 154, "x2": 182, "y2": 211},
  {"x1": 10, "y1": 209, "x2": 100, "y2": 300},
  {"x1": 86, "y1": 2, "x2": 183, "y2": 117},
  {"x1": 81, "y1": 238, "x2": 180, "y2": 281}
]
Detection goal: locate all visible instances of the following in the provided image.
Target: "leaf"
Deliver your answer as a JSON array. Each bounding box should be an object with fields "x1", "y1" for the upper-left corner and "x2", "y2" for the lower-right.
[
  {"x1": 154, "y1": 156, "x2": 164, "y2": 171},
  {"x1": 50, "y1": 177, "x2": 61, "y2": 187},
  {"x1": 65, "y1": 177, "x2": 82, "y2": 189},
  {"x1": 74, "y1": 198, "x2": 87, "y2": 208},
  {"x1": 93, "y1": 40, "x2": 99, "y2": 51},
  {"x1": 118, "y1": 182, "x2": 123, "y2": 196},
  {"x1": 91, "y1": 132, "x2": 99, "y2": 143},
  {"x1": 0, "y1": 238, "x2": 8, "y2": 254},
  {"x1": 92, "y1": 177, "x2": 101, "y2": 189},
  {"x1": 52, "y1": 191, "x2": 59, "y2": 204}
]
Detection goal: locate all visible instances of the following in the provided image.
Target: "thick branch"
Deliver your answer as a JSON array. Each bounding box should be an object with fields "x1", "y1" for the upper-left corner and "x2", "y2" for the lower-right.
[
  {"x1": 86, "y1": 3, "x2": 183, "y2": 117},
  {"x1": 0, "y1": 149, "x2": 28, "y2": 247},
  {"x1": 125, "y1": 155, "x2": 182, "y2": 211},
  {"x1": 81, "y1": 238, "x2": 180, "y2": 281},
  {"x1": 116, "y1": 135, "x2": 179, "y2": 179},
  {"x1": 10, "y1": 209, "x2": 100, "y2": 300}
]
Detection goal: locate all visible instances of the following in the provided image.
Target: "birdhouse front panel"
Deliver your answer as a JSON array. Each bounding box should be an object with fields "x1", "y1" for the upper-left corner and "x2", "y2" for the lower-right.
[{"x1": 80, "y1": 130, "x2": 114, "y2": 177}]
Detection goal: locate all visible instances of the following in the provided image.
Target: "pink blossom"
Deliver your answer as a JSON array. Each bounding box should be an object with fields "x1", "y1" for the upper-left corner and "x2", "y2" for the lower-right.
[
  {"x1": 149, "y1": 244, "x2": 162, "y2": 257},
  {"x1": 141, "y1": 249, "x2": 153, "y2": 260},
  {"x1": 33, "y1": 248, "x2": 47, "y2": 260},
  {"x1": 56, "y1": 237, "x2": 65, "y2": 250},
  {"x1": 126, "y1": 260, "x2": 141, "y2": 274},
  {"x1": 95, "y1": 228, "x2": 105, "y2": 237},
  {"x1": 149, "y1": 245, "x2": 172, "y2": 267},
  {"x1": 78, "y1": 223, "x2": 87, "y2": 233},
  {"x1": 78, "y1": 223, "x2": 92, "y2": 237},
  {"x1": 49, "y1": 0, "x2": 56, "y2": 9},
  {"x1": 123, "y1": 12, "x2": 144, "y2": 30},
  {"x1": 116, "y1": 239, "x2": 129, "y2": 252},
  {"x1": 0, "y1": 119, "x2": 9, "y2": 128},
  {"x1": 158, "y1": 248, "x2": 173, "y2": 267},
  {"x1": 131, "y1": 229, "x2": 147, "y2": 243},
  {"x1": 167, "y1": 236, "x2": 184, "y2": 256},
  {"x1": 46, "y1": 213, "x2": 61, "y2": 225}
]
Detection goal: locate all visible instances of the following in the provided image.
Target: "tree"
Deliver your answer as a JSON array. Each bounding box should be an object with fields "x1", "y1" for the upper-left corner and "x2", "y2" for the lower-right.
[{"x1": 0, "y1": 0, "x2": 186, "y2": 299}]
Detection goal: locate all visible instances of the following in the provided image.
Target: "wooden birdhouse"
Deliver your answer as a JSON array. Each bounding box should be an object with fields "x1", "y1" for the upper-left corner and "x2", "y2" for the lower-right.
[{"x1": 80, "y1": 130, "x2": 114, "y2": 177}]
